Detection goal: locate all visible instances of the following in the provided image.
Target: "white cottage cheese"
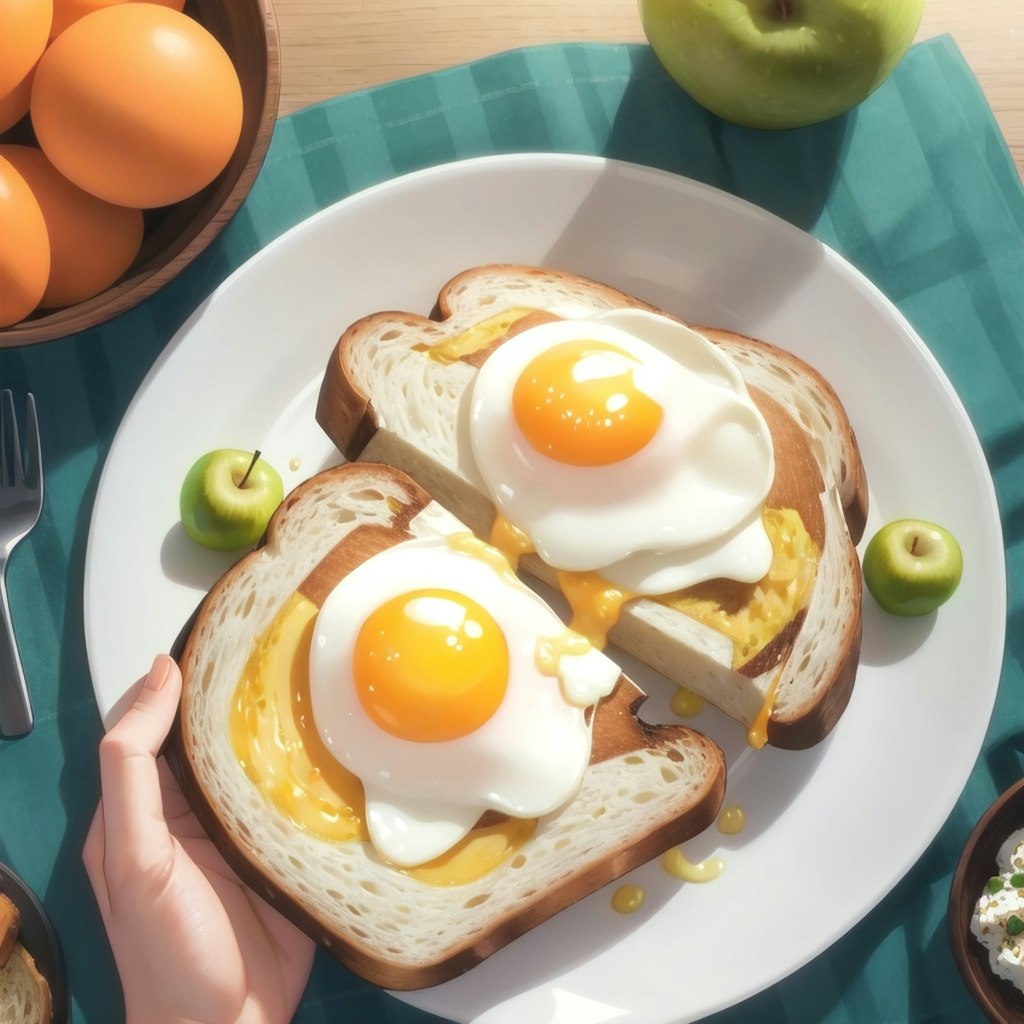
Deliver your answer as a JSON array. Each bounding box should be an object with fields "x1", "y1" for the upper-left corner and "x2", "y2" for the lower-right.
[{"x1": 971, "y1": 827, "x2": 1024, "y2": 995}]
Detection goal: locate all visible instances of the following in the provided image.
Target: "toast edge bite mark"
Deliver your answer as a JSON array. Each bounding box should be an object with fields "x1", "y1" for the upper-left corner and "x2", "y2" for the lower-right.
[
  {"x1": 167, "y1": 463, "x2": 726, "y2": 990},
  {"x1": 314, "y1": 267, "x2": 865, "y2": 748}
]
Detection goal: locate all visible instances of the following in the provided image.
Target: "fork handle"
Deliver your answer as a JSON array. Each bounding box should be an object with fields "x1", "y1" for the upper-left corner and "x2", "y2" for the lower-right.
[{"x1": 0, "y1": 572, "x2": 34, "y2": 738}]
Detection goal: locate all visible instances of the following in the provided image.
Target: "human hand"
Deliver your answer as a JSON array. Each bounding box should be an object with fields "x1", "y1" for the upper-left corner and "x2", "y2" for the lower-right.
[{"x1": 83, "y1": 654, "x2": 316, "y2": 1024}]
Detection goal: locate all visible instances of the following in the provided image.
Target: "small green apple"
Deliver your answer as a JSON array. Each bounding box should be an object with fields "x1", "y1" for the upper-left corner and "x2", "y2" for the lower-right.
[
  {"x1": 180, "y1": 449, "x2": 283, "y2": 551},
  {"x1": 862, "y1": 518, "x2": 964, "y2": 617},
  {"x1": 639, "y1": 0, "x2": 924, "y2": 130}
]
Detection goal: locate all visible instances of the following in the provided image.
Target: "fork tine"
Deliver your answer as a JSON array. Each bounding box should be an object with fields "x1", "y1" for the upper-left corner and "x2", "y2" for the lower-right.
[
  {"x1": 0, "y1": 389, "x2": 14, "y2": 488},
  {"x1": 24, "y1": 393, "x2": 41, "y2": 491}
]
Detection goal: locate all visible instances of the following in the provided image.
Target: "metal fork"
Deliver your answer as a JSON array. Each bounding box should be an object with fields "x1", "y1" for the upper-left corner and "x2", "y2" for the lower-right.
[{"x1": 0, "y1": 391, "x2": 43, "y2": 738}]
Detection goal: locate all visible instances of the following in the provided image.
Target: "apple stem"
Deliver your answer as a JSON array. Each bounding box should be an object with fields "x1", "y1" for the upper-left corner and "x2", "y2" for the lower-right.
[
  {"x1": 776, "y1": 0, "x2": 792, "y2": 16},
  {"x1": 239, "y1": 450, "x2": 261, "y2": 489},
  {"x1": 910, "y1": 535, "x2": 919, "y2": 556}
]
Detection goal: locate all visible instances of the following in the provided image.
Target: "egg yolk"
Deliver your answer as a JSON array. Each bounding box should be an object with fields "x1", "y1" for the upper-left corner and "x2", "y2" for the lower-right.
[
  {"x1": 353, "y1": 589, "x2": 509, "y2": 742},
  {"x1": 512, "y1": 340, "x2": 663, "y2": 466}
]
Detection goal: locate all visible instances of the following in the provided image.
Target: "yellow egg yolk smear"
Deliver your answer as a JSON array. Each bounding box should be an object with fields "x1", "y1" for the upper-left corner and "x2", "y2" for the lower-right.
[
  {"x1": 661, "y1": 847, "x2": 725, "y2": 883},
  {"x1": 746, "y1": 672, "x2": 782, "y2": 750},
  {"x1": 415, "y1": 307, "x2": 537, "y2": 363},
  {"x1": 662, "y1": 508, "x2": 818, "y2": 669},
  {"x1": 528, "y1": 509, "x2": 816, "y2": 668},
  {"x1": 353, "y1": 588, "x2": 510, "y2": 742},
  {"x1": 230, "y1": 592, "x2": 535, "y2": 885},
  {"x1": 512, "y1": 340, "x2": 663, "y2": 467},
  {"x1": 230, "y1": 593, "x2": 365, "y2": 844}
]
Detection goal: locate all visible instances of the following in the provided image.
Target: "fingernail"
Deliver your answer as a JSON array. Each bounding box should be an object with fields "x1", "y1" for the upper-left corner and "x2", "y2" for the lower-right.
[{"x1": 145, "y1": 654, "x2": 173, "y2": 691}]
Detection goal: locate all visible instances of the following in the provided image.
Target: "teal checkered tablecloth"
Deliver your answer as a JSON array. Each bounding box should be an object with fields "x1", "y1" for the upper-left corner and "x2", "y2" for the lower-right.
[{"x1": 1, "y1": 36, "x2": 1022, "y2": 1024}]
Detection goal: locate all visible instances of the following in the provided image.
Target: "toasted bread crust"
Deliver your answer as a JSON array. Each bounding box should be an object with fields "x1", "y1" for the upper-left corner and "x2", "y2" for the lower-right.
[
  {"x1": 767, "y1": 609, "x2": 861, "y2": 749},
  {"x1": 698, "y1": 325, "x2": 868, "y2": 545},
  {"x1": 316, "y1": 266, "x2": 866, "y2": 749},
  {"x1": 169, "y1": 463, "x2": 726, "y2": 989},
  {"x1": 434, "y1": 265, "x2": 653, "y2": 319},
  {"x1": 169, "y1": 679, "x2": 725, "y2": 990},
  {"x1": 319, "y1": 266, "x2": 868, "y2": 539},
  {"x1": 0, "y1": 943, "x2": 52, "y2": 1024},
  {"x1": 317, "y1": 313, "x2": 401, "y2": 459},
  {"x1": 0, "y1": 895, "x2": 18, "y2": 969}
]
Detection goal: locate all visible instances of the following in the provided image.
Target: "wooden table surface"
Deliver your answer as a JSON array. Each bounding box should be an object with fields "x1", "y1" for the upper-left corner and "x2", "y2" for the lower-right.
[{"x1": 270, "y1": 0, "x2": 1024, "y2": 179}]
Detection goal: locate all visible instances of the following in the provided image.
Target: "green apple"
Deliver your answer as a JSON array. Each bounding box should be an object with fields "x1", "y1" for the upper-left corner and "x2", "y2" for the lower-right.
[
  {"x1": 638, "y1": 0, "x2": 924, "y2": 130},
  {"x1": 180, "y1": 449, "x2": 284, "y2": 551},
  {"x1": 862, "y1": 518, "x2": 963, "y2": 617}
]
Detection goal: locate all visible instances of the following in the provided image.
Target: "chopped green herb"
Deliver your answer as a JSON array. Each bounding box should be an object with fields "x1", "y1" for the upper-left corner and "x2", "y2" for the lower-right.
[
  {"x1": 1010, "y1": 872, "x2": 1024, "y2": 888},
  {"x1": 986, "y1": 876, "x2": 1005, "y2": 894},
  {"x1": 1008, "y1": 915, "x2": 1024, "y2": 937}
]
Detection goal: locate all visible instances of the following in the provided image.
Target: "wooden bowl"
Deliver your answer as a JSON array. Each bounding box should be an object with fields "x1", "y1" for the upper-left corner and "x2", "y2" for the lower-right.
[
  {"x1": 0, "y1": 0, "x2": 280, "y2": 347},
  {"x1": 949, "y1": 777, "x2": 1024, "y2": 1023}
]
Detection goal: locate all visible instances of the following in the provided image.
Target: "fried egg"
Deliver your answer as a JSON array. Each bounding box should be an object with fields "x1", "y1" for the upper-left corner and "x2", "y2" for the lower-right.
[
  {"x1": 308, "y1": 534, "x2": 620, "y2": 867},
  {"x1": 469, "y1": 308, "x2": 775, "y2": 594}
]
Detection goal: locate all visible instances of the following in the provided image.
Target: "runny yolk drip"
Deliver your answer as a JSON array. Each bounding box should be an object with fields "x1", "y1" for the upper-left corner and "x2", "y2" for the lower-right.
[
  {"x1": 512, "y1": 340, "x2": 663, "y2": 467},
  {"x1": 670, "y1": 687, "x2": 705, "y2": 718},
  {"x1": 445, "y1": 530, "x2": 521, "y2": 583},
  {"x1": 229, "y1": 592, "x2": 536, "y2": 885},
  {"x1": 611, "y1": 884, "x2": 645, "y2": 914},
  {"x1": 488, "y1": 510, "x2": 816, "y2": 667},
  {"x1": 717, "y1": 804, "x2": 746, "y2": 836},
  {"x1": 353, "y1": 588, "x2": 509, "y2": 743},
  {"x1": 746, "y1": 671, "x2": 781, "y2": 750},
  {"x1": 661, "y1": 847, "x2": 725, "y2": 883},
  {"x1": 488, "y1": 515, "x2": 535, "y2": 571},
  {"x1": 555, "y1": 570, "x2": 638, "y2": 651}
]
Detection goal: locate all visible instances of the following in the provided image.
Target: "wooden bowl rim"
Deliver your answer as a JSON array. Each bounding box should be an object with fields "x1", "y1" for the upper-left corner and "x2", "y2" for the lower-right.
[
  {"x1": 0, "y1": 0, "x2": 281, "y2": 348},
  {"x1": 948, "y1": 777, "x2": 1024, "y2": 1024}
]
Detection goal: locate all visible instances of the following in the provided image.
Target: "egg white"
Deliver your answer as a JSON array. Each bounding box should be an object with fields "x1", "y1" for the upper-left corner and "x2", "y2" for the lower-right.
[
  {"x1": 468, "y1": 309, "x2": 776, "y2": 593},
  {"x1": 308, "y1": 537, "x2": 620, "y2": 867}
]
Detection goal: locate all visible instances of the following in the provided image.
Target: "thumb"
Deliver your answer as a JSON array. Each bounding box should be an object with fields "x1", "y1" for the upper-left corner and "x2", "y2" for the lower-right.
[
  {"x1": 107, "y1": 653, "x2": 182, "y2": 755},
  {"x1": 98, "y1": 655, "x2": 183, "y2": 865}
]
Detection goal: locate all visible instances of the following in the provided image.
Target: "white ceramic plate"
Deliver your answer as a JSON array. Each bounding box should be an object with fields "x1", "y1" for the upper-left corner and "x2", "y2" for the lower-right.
[{"x1": 84, "y1": 154, "x2": 1006, "y2": 1024}]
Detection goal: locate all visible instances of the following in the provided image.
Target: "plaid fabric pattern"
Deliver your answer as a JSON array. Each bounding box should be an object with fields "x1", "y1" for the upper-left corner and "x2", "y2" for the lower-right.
[{"x1": 1, "y1": 38, "x2": 1021, "y2": 1024}]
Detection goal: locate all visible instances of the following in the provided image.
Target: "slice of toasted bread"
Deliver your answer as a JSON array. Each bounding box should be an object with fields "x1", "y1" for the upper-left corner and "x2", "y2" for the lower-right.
[
  {"x1": 0, "y1": 943, "x2": 52, "y2": 1024},
  {"x1": 0, "y1": 895, "x2": 19, "y2": 969},
  {"x1": 169, "y1": 463, "x2": 726, "y2": 990},
  {"x1": 316, "y1": 264, "x2": 866, "y2": 749}
]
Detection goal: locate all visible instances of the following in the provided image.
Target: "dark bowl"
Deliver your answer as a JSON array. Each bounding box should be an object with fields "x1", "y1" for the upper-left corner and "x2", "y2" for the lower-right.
[
  {"x1": 0, "y1": 0, "x2": 280, "y2": 347},
  {"x1": 0, "y1": 862, "x2": 69, "y2": 1024},
  {"x1": 949, "y1": 777, "x2": 1024, "y2": 1023}
]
